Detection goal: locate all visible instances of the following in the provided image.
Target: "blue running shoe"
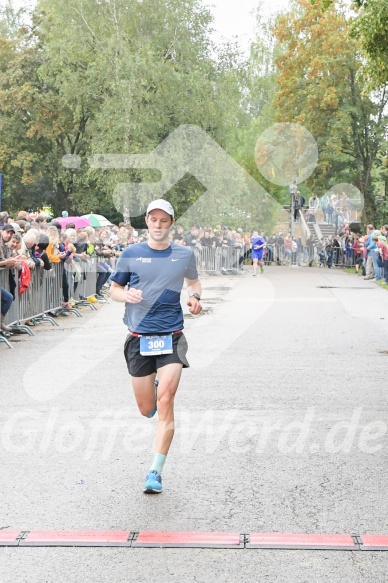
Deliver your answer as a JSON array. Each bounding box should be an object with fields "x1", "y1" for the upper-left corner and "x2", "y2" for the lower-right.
[
  {"x1": 143, "y1": 470, "x2": 162, "y2": 493},
  {"x1": 146, "y1": 378, "x2": 159, "y2": 418}
]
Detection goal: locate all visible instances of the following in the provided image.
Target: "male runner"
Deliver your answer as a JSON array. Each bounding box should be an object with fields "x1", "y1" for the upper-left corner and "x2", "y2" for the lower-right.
[
  {"x1": 250, "y1": 230, "x2": 266, "y2": 275},
  {"x1": 110, "y1": 199, "x2": 202, "y2": 493}
]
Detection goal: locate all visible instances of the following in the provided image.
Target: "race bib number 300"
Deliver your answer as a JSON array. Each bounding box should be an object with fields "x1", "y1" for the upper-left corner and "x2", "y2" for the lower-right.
[{"x1": 140, "y1": 334, "x2": 173, "y2": 356}]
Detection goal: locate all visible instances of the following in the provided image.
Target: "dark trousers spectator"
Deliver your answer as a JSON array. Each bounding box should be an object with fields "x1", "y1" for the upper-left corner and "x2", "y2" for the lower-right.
[
  {"x1": 62, "y1": 269, "x2": 70, "y2": 303},
  {"x1": 345, "y1": 250, "x2": 354, "y2": 267},
  {"x1": 96, "y1": 263, "x2": 111, "y2": 294},
  {"x1": 244, "y1": 249, "x2": 251, "y2": 263},
  {"x1": 307, "y1": 246, "x2": 314, "y2": 266},
  {"x1": 1, "y1": 288, "x2": 13, "y2": 318},
  {"x1": 275, "y1": 245, "x2": 281, "y2": 265},
  {"x1": 327, "y1": 250, "x2": 333, "y2": 268},
  {"x1": 355, "y1": 255, "x2": 366, "y2": 276},
  {"x1": 231, "y1": 248, "x2": 239, "y2": 269},
  {"x1": 266, "y1": 247, "x2": 274, "y2": 265},
  {"x1": 384, "y1": 259, "x2": 388, "y2": 283},
  {"x1": 1, "y1": 287, "x2": 13, "y2": 333}
]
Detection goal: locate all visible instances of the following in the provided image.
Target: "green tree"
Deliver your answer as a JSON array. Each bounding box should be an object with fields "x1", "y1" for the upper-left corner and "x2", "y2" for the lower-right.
[
  {"x1": 314, "y1": 0, "x2": 388, "y2": 89},
  {"x1": 273, "y1": 0, "x2": 388, "y2": 221},
  {"x1": 0, "y1": 12, "x2": 102, "y2": 216},
  {"x1": 351, "y1": 0, "x2": 388, "y2": 89},
  {"x1": 0, "y1": 0, "x2": 247, "y2": 222},
  {"x1": 72, "y1": 0, "x2": 243, "y2": 221},
  {"x1": 233, "y1": 9, "x2": 284, "y2": 211},
  {"x1": 0, "y1": 0, "x2": 25, "y2": 38},
  {"x1": 0, "y1": 0, "x2": 286, "y2": 229}
]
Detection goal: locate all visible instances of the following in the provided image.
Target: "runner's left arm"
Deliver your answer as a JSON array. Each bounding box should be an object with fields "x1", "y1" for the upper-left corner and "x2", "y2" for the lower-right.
[
  {"x1": 185, "y1": 278, "x2": 202, "y2": 315},
  {"x1": 186, "y1": 278, "x2": 202, "y2": 299}
]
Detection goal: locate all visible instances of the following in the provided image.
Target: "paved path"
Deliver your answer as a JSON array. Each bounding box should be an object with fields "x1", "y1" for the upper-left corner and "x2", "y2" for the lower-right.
[{"x1": 1, "y1": 267, "x2": 388, "y2": 582}]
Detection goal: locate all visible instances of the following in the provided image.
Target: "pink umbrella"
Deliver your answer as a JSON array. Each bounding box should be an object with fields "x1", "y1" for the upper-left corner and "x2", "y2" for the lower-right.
[{"x1": 54, "y1": 216, "x2": 91, "y2": 229}]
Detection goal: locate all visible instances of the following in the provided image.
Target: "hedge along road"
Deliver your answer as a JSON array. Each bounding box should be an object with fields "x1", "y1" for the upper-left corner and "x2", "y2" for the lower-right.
[{"x1": 1, "y1": 266, "x2": 388, "y2": 582}]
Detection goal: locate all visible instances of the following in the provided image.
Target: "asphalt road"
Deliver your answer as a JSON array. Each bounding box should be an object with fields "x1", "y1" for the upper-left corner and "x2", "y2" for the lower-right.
[{"x1": 1, "y1": 266, "x2": 388, "y2": 582}]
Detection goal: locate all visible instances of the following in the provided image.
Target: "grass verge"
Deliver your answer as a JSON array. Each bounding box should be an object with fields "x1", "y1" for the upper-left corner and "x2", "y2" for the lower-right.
[{"x1": 343, "y1": 267, "x2": 388, "y2": 290}]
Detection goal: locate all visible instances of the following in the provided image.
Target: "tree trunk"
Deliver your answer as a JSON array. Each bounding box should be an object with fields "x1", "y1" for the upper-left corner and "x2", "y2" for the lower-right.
[
  {"x1": 349, "y1": 69, "x2": 374, "y2": 223},
  {"x1": 54, "y1": 181, "x2": 72, "y2": 216}
]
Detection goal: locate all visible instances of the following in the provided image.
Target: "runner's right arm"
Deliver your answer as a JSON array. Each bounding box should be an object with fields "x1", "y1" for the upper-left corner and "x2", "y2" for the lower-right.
[{"x1": 110, "y1": 281, "x2": 143, "y2": 304}]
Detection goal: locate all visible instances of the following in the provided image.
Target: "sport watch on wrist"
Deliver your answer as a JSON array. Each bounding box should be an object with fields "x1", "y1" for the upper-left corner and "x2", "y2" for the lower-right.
[{"x1": 190, "y1": 293, "x2": 201, "y2": 301}]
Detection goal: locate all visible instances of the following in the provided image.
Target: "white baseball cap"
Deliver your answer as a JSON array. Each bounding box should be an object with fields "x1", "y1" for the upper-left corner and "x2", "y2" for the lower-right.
[{"x1": 146, "y1": 199, "x2": 174, "y2": 218}]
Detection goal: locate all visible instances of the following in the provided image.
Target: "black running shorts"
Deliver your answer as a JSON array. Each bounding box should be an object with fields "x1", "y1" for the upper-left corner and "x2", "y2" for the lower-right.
[
  {"x1": 355, "y1": 255, "x2": 364, "y2": 266},
  {"x1": 123, "y1": 332, "x2": 189, "y2": 377}
]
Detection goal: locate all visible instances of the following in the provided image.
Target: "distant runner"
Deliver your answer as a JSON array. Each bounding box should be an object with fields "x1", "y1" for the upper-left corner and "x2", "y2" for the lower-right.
[
  {"x1": 250, "y1": 230, "x2": 266, "y2": 276},
  {"x1": 110, "y1": 199, "x2": 202, "y2": 493}
]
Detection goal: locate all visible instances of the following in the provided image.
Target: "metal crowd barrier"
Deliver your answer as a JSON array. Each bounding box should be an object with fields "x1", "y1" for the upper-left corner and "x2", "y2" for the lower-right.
[
  {"x1": 195, "y1": 245, "x2": 245, "y2": 275},
  {"x1": 195, "y1": 243, "x2": 323, "y2": 272},
  {"x1": 262, "y1": 245, "x2": 309, "y2": 267},
  {"x1": 194, "y1": 245, "x2": 317, "y2": 271},
  {"x1": 323, "y1": 248, "x2": 346, "y2": 268},
  {"x1": 263, "y1": 244, "x2": 276, "y2": 265},
  {"x1": 195, "y1": 246, "x2": 220, "y2": 274},
  {"x1": 1, "y1": 257, "x2": 99, "y2": 349},
  {"x1": 2, "y1": 266, "x2": 57, "y2": 329},
  {"x1": 194, "y1": 244, "x2": 388, "y2": 274},
  {"x1": 20, "y1": 267, "x2": 58, "y2": 327},
  {"x1": 0, "y1": 267, "x2": 9, "y2": 295},
  {"x1": 0, "y1": 268, "x2": 15, "y2": 348},
  {"x1": 65, "y1": 257, "x2": 98, "y2": 311},
  {"x1": 44, "y1": 263, "x2": 66, "y2": 313},
  {"x1": 331, "y1": 249, "x2": 383, "y2": 271}
]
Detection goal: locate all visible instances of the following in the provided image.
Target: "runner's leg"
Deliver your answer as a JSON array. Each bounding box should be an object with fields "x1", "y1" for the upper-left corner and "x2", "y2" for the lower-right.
[
  {"x1": 131, "y1": 372, "x2": 157, "y2": 417},
  {"x1": 252, "y1": 258, "x2": 258, "y2": 275},
  {"x1": 143, "y1": 362, "x2": 183, "y2": 493},
  {"x1": 154, "y1": 362, "x2": 183, "y2": 455}
]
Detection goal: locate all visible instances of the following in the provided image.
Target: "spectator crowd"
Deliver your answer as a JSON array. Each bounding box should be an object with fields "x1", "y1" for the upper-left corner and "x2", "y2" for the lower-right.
[
  {"x1": 1, "y1": 207, "x2": 387, "y2": 342},
  {"x1": 294, "y1": 190, "x2": 358, "y2": 230}
]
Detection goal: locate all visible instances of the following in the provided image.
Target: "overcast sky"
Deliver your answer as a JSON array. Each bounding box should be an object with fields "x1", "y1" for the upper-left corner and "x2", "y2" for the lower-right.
[{"x1": 207, "y1": 0, "x2": 290, "y2": 52}]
